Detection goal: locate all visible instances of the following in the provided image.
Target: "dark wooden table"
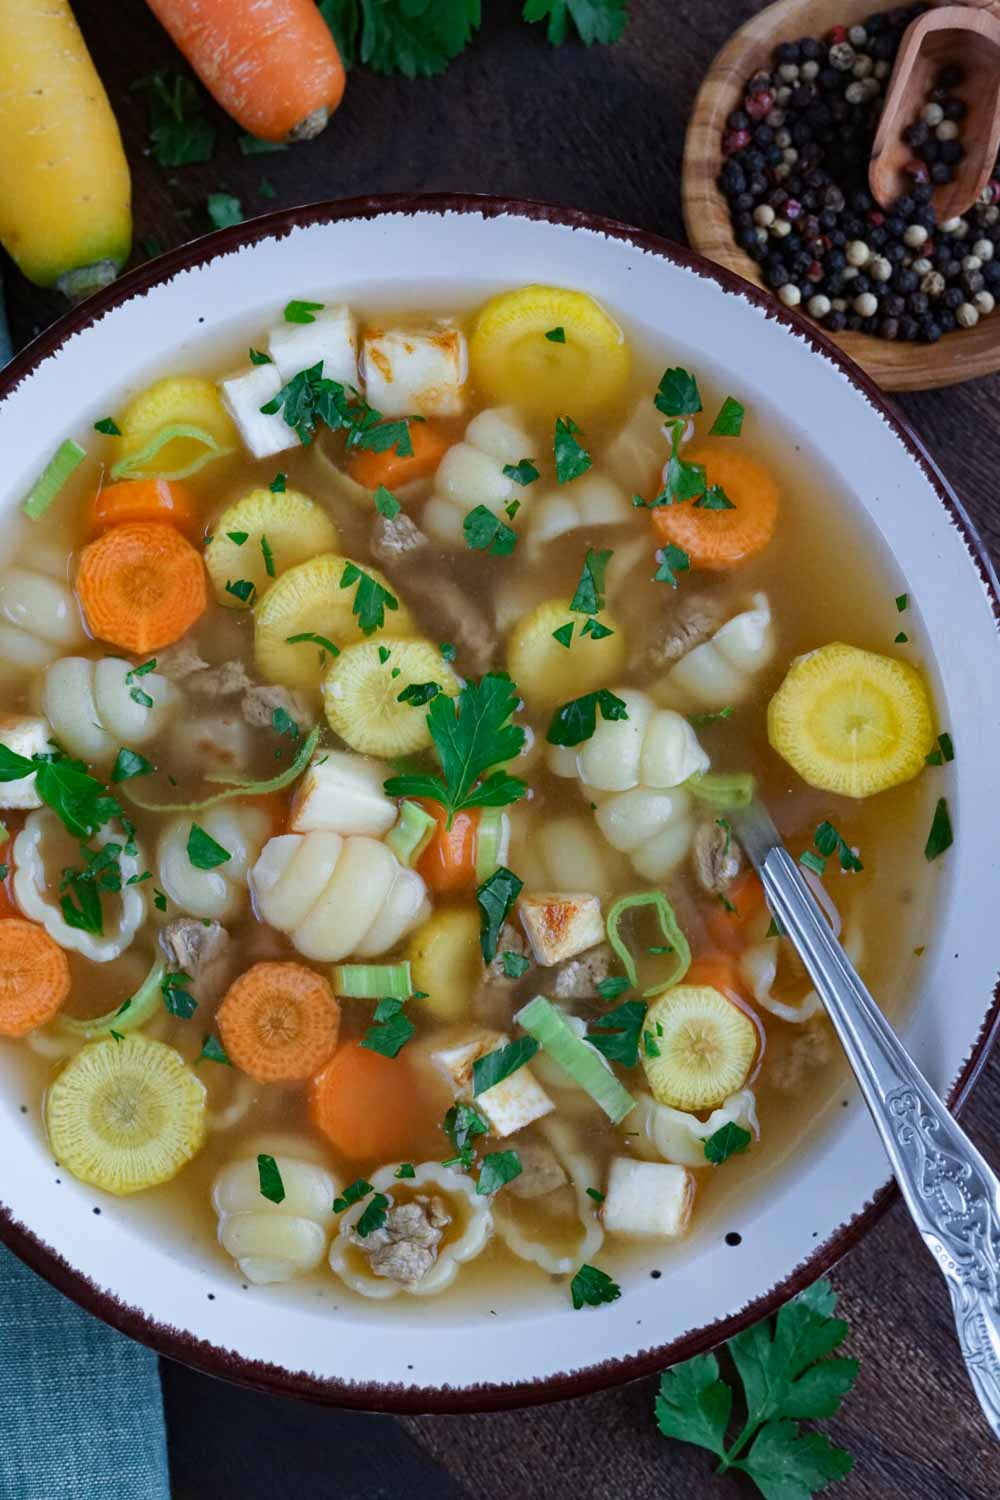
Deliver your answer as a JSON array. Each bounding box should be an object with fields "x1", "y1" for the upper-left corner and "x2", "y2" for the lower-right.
[{"x1": 7, "y1": 2, "x2": 1000, "y2": 1495}]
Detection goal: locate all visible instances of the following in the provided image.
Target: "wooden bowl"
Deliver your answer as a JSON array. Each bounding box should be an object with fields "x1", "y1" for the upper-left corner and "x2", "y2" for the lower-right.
[{"x1": 683, "y1": 0, "x2": 1000, "y2": 390}]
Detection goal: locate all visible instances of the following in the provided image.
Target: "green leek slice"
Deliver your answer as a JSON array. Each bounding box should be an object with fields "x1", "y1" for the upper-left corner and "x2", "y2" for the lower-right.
[
  {"x1": 124, "y1": 727, "x2": 318, "y2": 814},
  {"x1": 333, "y1": 962, "x2": 413, "y2": 1000},
  {"x1": 385, "y1": 800, "x2": 437, "y2": 868},
  {"x1": 516, "y1": 995, "x2": 635, "y2": 1123},
  {"x1": 59, "y1": 956, "x2": 166, "y2": 1039},
  {"x1": 687, "y1": 771, "x2": 755, "y2": 808},
  {"x1": 607, "y1": 891, "x2": 691, "y2": 997},
  {"x1": 474, "y1": 808, "x2": 509, "y2": 884},
  {"x1": 22, "y1": 440, "x2": 86, "y2": 519},
  {"x1": 110, "y1": 422, "x2": 234, "y2": 482}
]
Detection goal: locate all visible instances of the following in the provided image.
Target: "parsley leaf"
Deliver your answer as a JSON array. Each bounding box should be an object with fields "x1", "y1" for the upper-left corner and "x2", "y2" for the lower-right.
[
  {"x1": 356, "y1": 1192, "x2": 390, "y2": 1238},
  {"x1": 334, "y1": 1178, "x2": 373, "y2": 1212},
  {"x1": 374, "y1": 484, "x2": 401, "y2": 518},
  {"x1": 225, "y1": 578, "x2": 255, "y2": 604},
  {"x1": 523, "y1": 0, "x2": 629, "y2": 46},
  {"x1": 813, "y1": 821, "x2": 863, "y2": 874},
  {"x1": 694, "y1": 484, "x2": 736, "y2": 511},
  {"x1": 895, "y1": 593, "x2": 908, "y2": 612},
  {"x1": 227, "y1": 530, "x2": 250, "y2": 545},
  {"x1": 395, "y1": 1163, "x2": 416, "y2": 1179},
  {"x1": 552, "y1": 621, "x2": 574, "y2": 649},
  {"x1": 477, "y1": 1149, "x2": 523, "y2": 1195},
  {"x1": 554, "y1": 416, "x2": 592, "y2": 484},
  {"x1": 501, "y1": 951, "x2": 531, "y2": 978},
  {"x1": 248, "y1": 349, "x2": 272, "y2": 366},
  {"x1": 239, "y1": 133, "x2": 288, "y2": 156},
  {"x1": 269, "y1": 472, "x2": 287, "y2": 493},
  {"x1": 340, "y1": 561, "x2": 398, "y2": 634},
  {"x1": 161, "y1": 970, "x2": 197, "y2": 1019},
  {"x1": 441, "y1": 1101, "x2": 488, "y2": 1170},
  {"x1": 570, "y1": 547, "x2": 612, "y2": 614},
  {"x1": 925, "y1": 731, "x2": 954, "y2": 766},
  {"x1": 580, "y1": 617, "x2": 613, "y2": 640},
  {"x1": 272, "y1": 707, "x2": 300, "y2": 740},
  {"x1": 383, "y1": 673, "x2": 527, "y2": 822},
  {"x1": 464, "y1": 505, "x2": 518, "y2": 556},
  {"x1": 361, "y1": 998, "x2": 415, "y2": 1058},
  {"x1": 545, "y1": 325, "x2": 566, "y2": 342},
  {"x1": 321, "y1": 0, "x2": 482, "y2": 77},
  {"x1": 206, "y1": 193, "x2": 243, "y2": 230},
  {"x1": 655, "y1": 1352, "x2": 731, "y2": 1460},
  {"x1": 476, "y1": 866, "x2": 523, "y2": 965},
  {"x1": 131, "y1": 69, "x2": 216, "y2": 168},
  {"x1": 546, "y1": 687, "x2": 628, "y2": 747},
  {"x1": 94, "y1": 417, "x2": 121, "y2": 435},
  {"x1": 655, "y1": 366, "x2": 702, "y2": 419},
  {"x1": 653, "y1": 543, "x2": 691, "y2": 589},
  {"x1": 472, "y1": 1036, "x2": 539, "y2": 1095},
  {"x1": 709, "y1": 396, "x2": 745, "y2": 436},
  {"x1": 0, "y1": 744, "x2": 126, "y2": 842},
  {"x1": 284, "y1": 299, "x2": 324, "y2": 324},
  {"x1": 570, "y1": 1263, "x2": 621, "y2": 1309},
  {"x1": 260, "y1": 534, "x2": 276, "y2": 577},
  {"x1": 257, "y1": 1154, "x2": 286, "y2": 1204},
  {"x1": 688, "y1": 706, "x2": 734, "y2": 728},
  {"x1": 503, "y1": 459, "x2": 540, "y2": 486},
  {"x1": 111, "y1": 748, "x2": 153, "y2": 783},
  {"x1": 704, "y1": 1122, "x2": 752, "y2": 1164},
  {"x1": 286, "y1": 631, "x2": 339, "y2": 657},
  {"x1": 186, "y1": 824, "x2": 231, "y2": 870},
  {"x1": 397, "y1": 681, "x2": 441, "y2": 707},
  {"x1": 596, "y1": 975, "x2": 630, "y2": 1001},
  {"x1": 587, "y1": 999, "x2": 646, "y2": 1067},
  {"x1": 660, "y1": 434, "x2": 707, "y2": 506},
  {"x1": 260, "y1": 360, "x2": 416, "y2": 455},
  {"x1": 925, "y1": 797, "x2": 953, "y2": 861},
  {"x1": 197, "y1": 1035, "x2": 231, "y2": 1066}
]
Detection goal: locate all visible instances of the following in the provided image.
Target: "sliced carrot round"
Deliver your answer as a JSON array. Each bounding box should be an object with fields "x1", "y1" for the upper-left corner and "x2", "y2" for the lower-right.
[
  {"x1": 310, "y1": 1040, "x2": 422, "y2": 1162},
  {"x1": 217, "y1": 961, "x2": 340, "y2": 1083},
  {"x1": 415, "y1": 800, "x2": 478, "y2": 893},
  {"x1": 88, "y1": 478, "x2": 198, "y2": 538},
  {"x1": 0, "y1": 918, "x2": 71, "y2": 1036},
  {"x1": 652, "y1": 447, "x2": 779, "y2": 571},
  {"x1": 705, "y1": 872, "x2": 767, "y2": 951},
  {"x1": 76, "y1": 521, "x2": 207, "y2": 654},
  {"x1": 347, "y1": 420, "x2": 452, "y2": 491}
]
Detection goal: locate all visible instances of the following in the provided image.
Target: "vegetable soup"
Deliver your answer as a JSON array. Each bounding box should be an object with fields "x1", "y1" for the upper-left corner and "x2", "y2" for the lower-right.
[{"x1": 0, "y1": 284, "x2": 947, "y2": 1311}]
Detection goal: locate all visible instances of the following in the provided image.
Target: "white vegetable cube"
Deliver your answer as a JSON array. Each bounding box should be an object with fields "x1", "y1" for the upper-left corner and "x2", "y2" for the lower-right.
[
  {"x1": 429, "y1": 1030, "x2": 554, "y2": 1137},
  {"x1": 602, "y1": 1157, "x2": 695, "y2": 1240},
  {"x1": 0, "y1": 714, "x2": 50, "y2": 809},
  {"x1": 517, "y1": 891, "x2": 605, "y2": 967},
  {"x1": 361, "y1": 322, "x2": 468, "y2": 416},
  {"x1": 268, "y1": 305, "x2": 358, "y2": 386},
  {"x1": 289, "y1": 751, "x2": 396, "y2": 837},
  {"x1": 220, "y1": 364, "x2": 299, "y2": 459}
]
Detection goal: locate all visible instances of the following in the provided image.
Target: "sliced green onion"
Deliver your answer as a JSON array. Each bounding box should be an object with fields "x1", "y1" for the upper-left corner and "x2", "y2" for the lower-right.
[
  {"x1": 124, "y1": 727, "x2": 318, "y2": 813},
  {"x1": 686, "y1": 771, "x2": 755, "y2": 808},
  {"x1": 385, "y1": 800, "x2": 436, "y2": 867},
  {"x1": 110, "y1": 423, "x2": 235, "y2": 482},
  {"x1": 607, "y1": 891, "x2": 690, "y2": 997},
  {"x1": 59, "y1": 956, "x2": 166, "y2": 1039},
  {"x1": 333, "y1": 962, "x2": 412, "y2": 1000},
  {"x1": 516, "y1": 996, "x2": 635, "y2": 1124},
  {"x1": 22, "y1": 439, "x2": 86, "y2": 519},
  {"x1": 474, "y1": 808, "x2": 510, "y2": 884}
]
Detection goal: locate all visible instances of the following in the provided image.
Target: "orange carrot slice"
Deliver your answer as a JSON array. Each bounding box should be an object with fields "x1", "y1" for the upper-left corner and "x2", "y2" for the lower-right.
[
  {"x1": 0, "y1": 918, "x2": 71, "y2": 1036},
  {"x1": 89, "y1": 478, "x2": 198, "y2": 538},
  {"x1": 347, "y1": 420, "x2": 452, "y2": 492},
  {"x1": 415, "y1": 800, "x2": 478, "y2": 894},
  {"x1": 310, "y1": 1041, "x2": 423, "y2": 1162},
  {"x1": 652, "y1": 447, "x2": 779, "y2": 571},
  {"x1": 76, "y1": 521, "x2": 207, "y2": 654},
  {"x1": 705, "y1": 872, "x2": 767, "y2": 952},
  {"x1": 144, "y1": 0, "x2": 346, "y2": 143},
  {"x1": 217, "y1": 961, "x2": 340, "y2": 1083}
]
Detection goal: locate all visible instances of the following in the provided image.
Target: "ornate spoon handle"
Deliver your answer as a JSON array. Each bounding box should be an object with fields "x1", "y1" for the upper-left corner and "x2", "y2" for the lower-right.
[{"x1": 735, "y1": 803, "x2": 1000, "y2": 1440}]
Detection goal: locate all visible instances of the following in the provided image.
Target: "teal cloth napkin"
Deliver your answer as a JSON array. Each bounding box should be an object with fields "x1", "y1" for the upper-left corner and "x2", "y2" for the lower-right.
[{"x1": 0, "y1": 278, "x2": 170, "y2": 1500}]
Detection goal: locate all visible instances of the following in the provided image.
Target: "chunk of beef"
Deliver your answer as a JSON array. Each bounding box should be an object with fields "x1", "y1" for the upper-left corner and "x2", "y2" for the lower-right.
[
  {"x1": 154, "y1": 640, "x2": 210, "y2": 680},
  {"x1": 159, "y1": 919, "x2": 231, "y2": 999},
  {"x1": 474, "y1": 924, "x2": 534, "y2": 1027},
  {"x1": 241, "y1": 683, "x2": 314, "y2": 730},
  {"x1": 353, "y1": 1195, "x2": 451, "y2": 1285},
  {"x1": 372, "y1": 514, "x2": 497, "y2": 675},
  {"x1": 505, "y1": 1141, "x2": 567, "y2": 1200},
  {"x1": 551, "y1": 943, "x2": 613, "y2": 1001},
  {"x1": 692, "y1": 818, "x2": 742, "y2": 895},
  {"x1": 188, "y1": 659, "x2": 254, "y2": 697},
  {"x1": 371, "y1": 512, "x2": 430, "y2": 564},
  {"x1": 635, "y1": 594, "x2": 726, "y2": 675},
  {"x1": 770, "y1": 1016, "x2": 836, "y2": 1093}
]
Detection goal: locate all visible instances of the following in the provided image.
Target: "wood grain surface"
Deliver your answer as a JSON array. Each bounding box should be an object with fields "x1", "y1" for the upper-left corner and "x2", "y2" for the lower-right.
[{"x1": 6, "y1": 2, "x2": 1000, "y2": 1496}]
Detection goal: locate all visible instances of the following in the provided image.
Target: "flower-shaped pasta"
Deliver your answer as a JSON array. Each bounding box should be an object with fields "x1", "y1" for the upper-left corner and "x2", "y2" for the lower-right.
[
  {"x1": 423, "y1": 407, "x2": 533, "y2": 547},
  {"x1": 492, "y1": 1118, "x2": 604, "y2": 1275},
  {"x1": 14, "y1": 810, "x2": 146, "y2": 962},
  {"x1": 157, "y1": 805, "x2": 269, "y2": 922},
  {"x1": 251, "y1": 831, "x2": 430, "y2": 962},
  {"x1": 41, "y1": 655, "x2": 177, "y2": 769},
  {"x1": 602, "y1": 396, "x2": 683, "y2": 492},
  {"x1": 653, "y1": 593, "x2": 776, "y2": 712},
  {"x1": 213, "y1": 1154, "x2": 338, "y2": 1285},
  {"x1": 510, "y1": 812, "x2": 630, "y2": 903},
  {"x1": 741, "y1": 927, "x2": 863, "y2": 1024},
  {"x1": 0, "y1": 556, "x2": 85, "y2": 680},
  {"x1": 524, "y1": 472, "x2": 631, "y2": 558},
  {"x1": 328, "y1": 1162, "x2": 492, "y2": 1299},
  {"x1": 626, "y1": 1088, "x2": 760, "y2": 1169}
]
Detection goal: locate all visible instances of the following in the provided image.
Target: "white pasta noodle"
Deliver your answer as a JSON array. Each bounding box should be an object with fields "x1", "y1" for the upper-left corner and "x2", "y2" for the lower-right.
[
  {"x1": 0, "y1": 563, "x2": 85, "y2": 681},
  {"x1": 24, "y1": 1027, "x2": 83, "y2": 1060},
  {"x1": 492, "y1": 1117, "x2": 604, "y2": 1275},
  {"x1": 547, "y1": 687, "x2": 708, "y2": 880},
  {"x1": 626, "y1": 1089, "x2": 760, "y2": 1169},
  {"x1": 423, "y1": 407, "x2": 534, "y2": 547},
  {"x1": 251, "y1": 831, "x2": 430, "y2": 962},
  {"x1": 14, "y1": 810, "x2": 147, "y2": 962},
  {"x1": 653, "y1": 593, "x2": 777, "y2": 712},
  {"x1": 213, "y1": 1155, "x2": 338, "y2": 1286},
  {"x1": 206, "y1": 1073, "x2": 258, "y2": 1134},
  {"x1": 524, "y1": 472, "x2": 631, "y2": 558},
  {"x1": 741, "y1": 926, "x2": 863, "y2": 1024},
  {"x1": 360, "y1": 321, "x2": 468, "y2": 418},
  {"x1": 157, "y1": 805, "x2": 270, "y2": 922},
  {"x1": 328, "y1": 1161, "x2": 492, "y2": 1300},
  {"x1": 41, "y1": 656, "x2": 178, "y2": 768},
  {"x1": 510, "y1": 812, "x2": 630, "y2": 903},
  {"x1": 602, "y1": 397, "x2": 687, "y2": 492}
]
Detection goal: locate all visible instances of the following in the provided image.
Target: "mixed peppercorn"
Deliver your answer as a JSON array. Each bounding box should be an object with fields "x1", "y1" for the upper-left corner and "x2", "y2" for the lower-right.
[{"x1": 718, "y1": 3, "x2": 1000, "y2": 342}]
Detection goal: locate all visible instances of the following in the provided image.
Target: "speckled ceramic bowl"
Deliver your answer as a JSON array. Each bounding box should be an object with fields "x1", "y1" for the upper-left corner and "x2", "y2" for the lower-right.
[{"x1": 1, "y1": 195, "x2": 999, "y2": 1412}]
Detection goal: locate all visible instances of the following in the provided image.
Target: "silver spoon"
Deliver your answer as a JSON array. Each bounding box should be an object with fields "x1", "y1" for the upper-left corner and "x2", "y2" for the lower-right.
[{"x1": 732, "y1": 798, "x2": 1000, "y2": 1439}]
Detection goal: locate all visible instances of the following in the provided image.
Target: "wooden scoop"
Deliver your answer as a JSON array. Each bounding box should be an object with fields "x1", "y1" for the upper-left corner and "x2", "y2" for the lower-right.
[{"x1": 870, "y1": 1, "x2": 1000, "y2": 219}]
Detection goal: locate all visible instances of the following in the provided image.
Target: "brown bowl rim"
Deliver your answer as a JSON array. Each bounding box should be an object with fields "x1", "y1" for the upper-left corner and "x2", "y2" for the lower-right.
[{"x1": 1, "y1": 190, "x2": 998, "y2": 1414}]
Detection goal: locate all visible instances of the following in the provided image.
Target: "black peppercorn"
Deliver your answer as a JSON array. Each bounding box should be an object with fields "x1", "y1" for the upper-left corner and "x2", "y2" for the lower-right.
[
  {"x1": 819, "y1": 66, "x2": 841, "y2": 90},
  {"x1": 826, "y1": 309, "x2": 847, "y2": 332},
  {"x1": 899, "y1": 316, "x2": 919, "y2": 340},
  {"x1": 894, "y1": 194, "x2": 916, "y2": 217},
  {"x1": 886, "y1": 242, "x2": 907, "y2": 264},
  {"x1": 942, "y1": 286, "x2": 963, "y2": 309},
  {"x1": 775, "y1": 41, "x2": 801, "y2": 63},
  {"x1": 939, "y1": 140, "x2": 963, "y2": 166},
  {"x1": 908, "y1": 291, "x2": 930, "y2": 314},
  {"x1": 753, "y1": 124, "x2": 774, "y2": 147},
  {"x1": 895, "y1": 268, "x2": 919, "y2": 294},
  {"x1": 905, "y1": 122, "x2": 930, "y2": 148},
  {"x1": 800, "y1": 36, "x2": 822, "y2": 60},
  {"x1": 942, "y1": 97, "x2": 966, "y2": 121},
  {"x1": 930, "y1": 162, "x2": 953, "y2": 184},
  {"x1": 880, "y1": 317, "x2": 900, "y2": 339},
  {"x1": 983, "y1": 261, "x2": 1000, "y2": 287},
  {"x1": 884, "y1": 294, "x2": 906, "y2": 317},
  {"x1": 846, "y1": 312, "x2": 865, "y2": 330},
  {"x1": 920, "y1": 319, "x2": 942, "y2": 342},
  {"x1": 728, "y1": 109, "x2": 751, "y2": 130},
  {"x1": 936, "y1": 63, "x2": 964, "y2": 89},
  {"x1": 938, "y1": 309, "x2": 957, "y2": 332},
  {"x1": 963, "y1": 269, "x2": 985, "y2": 295}
]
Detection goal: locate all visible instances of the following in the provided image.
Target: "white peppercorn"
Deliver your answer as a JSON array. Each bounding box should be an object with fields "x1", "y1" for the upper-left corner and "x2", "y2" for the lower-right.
[
  {"x1": 860, "y1": 77, "x2": 881, "y2": 100},
  {"x1": 956, "y1": 302, "x2": 980, "y2": 328},
  {"x1": 772, "y1": 163, "x2": 791, "y2": 181},
  {"x1": 801, "y1": 60, "x2": 819, "y2": 80},
  {"x1": 829, "y1": 42, "x2": 856, "y2": 70},
  {"x1": 940, "y1": 216, "x2": 964, "y2": 235},
  {"x1": 753, "y1": 204, "x2": 775, "y2": 227},
  {"x1": 920, "y1": 270, "x2": 945, "y2": 296},
  {"x1": 848, "y1": 23, "x2": 867, "y2": 44},
  {"x1": 910, "y1": 257, "x2": 931, "y2": 275},
  {"x1": 983, "y1": 206, "x2": 1000, "y2": 226},
  {"x1": 962, "y1": 255, "x2": 983, "y2": 272},
  {"x1": 766, "y1": 108, "x2": 786, "y2": 127},
  {"x1": 869, "y1": 256, "x2": 892, "y2": 282},
  {"x1": 852, "y1": 54, "x2": 874, "y2": 79},
  {"x1": 754, "y1": 227, "x2": 768, "y2": 246},
  {"x1": 846, "y1": 239, "x2": 871, "y2": 266},
  {"x1": 782, "y1": 147, "x2": 799, "y2": 165},
  {"x1": 807, "y1": 294, "x2": 831, "y2": 318},
  {"x1": 853, "y1": 292, "x2": 878, "y2": 317},
  {"x1": 973, "y1": 238, "x2": 994, "y2": 261},
  {"x1": 974, "y1": 290, "x2": 996, "y2": 316},
  {"x1": 831, "y1": 298, "x2": 848, "y2": 311},
  {"x1": 771, "y1": 217, "x2": 792, "y2": 237},
  {"x1": 778, "y1": 62, "x2": 800, "y2": 82},
  {"x1": 778, "y1": 283, "x2": 801, "y2": 308},
  {"x1": 921, "y1": 102, "x2": 944, "y2": 127},
  {"x1": 903, "y1": 224, "x2": 928, "y2": 249},
  {"x1": 841, "y1": 266, "x2": 859, "y2": 282},
  {"x1": 845, "y1": 81, "x2": 866, "y2": 104},
  {"x1": 936, "y1": 120, "x2": 960, "y2": 142},
  {"x1": 775, "y1": 128, "x2": 792, "y2": 147},
  {"x1": 874, "y1": 59, "x2": 891, "y2": 78},
  {"x1": 775, "y1": 85, "x2": 792, "y2": 105}
]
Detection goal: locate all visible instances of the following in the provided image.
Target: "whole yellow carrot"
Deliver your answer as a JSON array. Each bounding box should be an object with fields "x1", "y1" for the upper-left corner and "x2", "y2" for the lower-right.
[{"x1": 0, "y1": 0, "x2": 132, "y2": 296}]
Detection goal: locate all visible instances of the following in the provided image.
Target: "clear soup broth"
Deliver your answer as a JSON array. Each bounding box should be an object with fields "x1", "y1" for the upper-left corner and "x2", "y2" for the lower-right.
[{"x1": 0, "y1": 284, "x2": 945, "y2": 1315}]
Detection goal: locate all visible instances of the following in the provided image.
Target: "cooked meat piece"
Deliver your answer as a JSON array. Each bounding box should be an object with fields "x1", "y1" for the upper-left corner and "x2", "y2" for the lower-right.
[
  {"x1": 371, "y1": 512, "x2": 430, "y2": 564},
  {"x1": 551, "y1": 943, "x2": 613, "y2": 1001},
  {"x1": 485, "y1": 924, "x2": 531, "y2": 982},
  {"x1": 159, "y1": 919, "x2": 231, "y2": 999},
  {"x1": 770, "y1": 1016, "x2": 835, "y2": 1092},
  {"x1": 505, "y1": 1141, "x2": 567, "y2": 1200},
  {"x1": 242, "y1": 683, "x2": 314, "y2": 730},
  {"x1": 636, "y1": 594, "x2": 726, "y2": 674},
  {"x1": 354, "y1": 1195, "x2": 451, "y2": 1285},
  {"x1": 692, "y1": 818, "x2": 742, "y2": 895},
  {"x1": 169, "y1": 712, "x2": 249, "y2": 776},
  {"x1": 154, "y1": 640, "x2": 210, "y2": 680},
  {"x1": 188, "y1": 659, "x2": 254, "y2": 697},
  {"x1": 474, "y1": 924, "x2": 534, "y2": 1026}
]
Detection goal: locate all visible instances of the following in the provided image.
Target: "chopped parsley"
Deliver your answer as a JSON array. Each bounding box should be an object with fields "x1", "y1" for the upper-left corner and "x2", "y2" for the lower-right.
[
  {"x1": 546, "y1": 687, "x2": 628, "y2": 748},
  {"x1": 93, "y1": 417, "x2": 121, "y2": 436},
  {"x1": 153, "y1": 888, "x2": 168, "y2": 913},
  {"x1": 186, "y1": 824, "x2": 231, "y2": 870},
  {"x1": 334, "y1": 1178, "x2": 374, "y2": 1212},
  {"x1": 260, "y1": 534, "x2": 276, "y2": 578},
  {"x1": 472, "y1": 1036, "x2": 539, "y2": 1095},
  {"x1": 374, "y1": 484, "x2": 401, "y2": 518},
  {"x1": 248, "y1": 349, "x2": 272, "y2": 365},
  {"x1": 585, "y1": 1187, "x2": 605, "y2": 1203},
  {"x1": 397, "y1": 681, "x2": 441, "y2": 707},
  {"x1": 206, "y1": 193, "x2": 243, "y2": 230},
  {"x1": 477, "y1": 1150, "x2": 522, "y2": 1195},
  {"x1": 552, "y1": 621, "x2": 574, "y2": 649},
  {"x1": 284, "y1": 299, "x2": 324, "y2": 324},
  {"x1": 131, "y1": 69, "x2": 216, "y2": 168},
  {"x1": 581, "y1": 617, "x2": 614, "y2": 640},
  {"x1": 704, "y1": 1121, "x2": 752, "y2": 1164},
  {"x1": 361, "y1": 997, "x2": 415, "y2": 1058},
  {"x1": 596, "y1": 975, "x2": 631, "y2": 1001},
  {"x1": 257, "y1": 1154, "x2": 286, "y2": 1204},
  {"x1": 813, "y1": 821, "x2": 863, "y2": 874},
  {"x1": 653, "y1": 543, "x2": 691, "y2": 589},
  {"x1": 655, "y1": 366, "x2": 702, "y2": 419},
  {"x1": 570, "y1": 1263, "x2": 621, "y2": 1310},
  {"x1": 271, "y1": 707, "x2": 300, "y2": 740},
  {"x1": 464, "y1": 505, "x2": 517, "y2": 556},
  {"x1": 693, "y1": 484, "x2": 736, "y2": 511},
  {"x1": 439, "y1": 642, "x2": 456, "y2": 662},
  {"x1": 269, "y1": 472, "x2": 287, "y2": 493},
  {"x1": 502, "y1": 459, "x2": 540, "y2": 486},
  {"x1": 587, "y1": 999, "x2": 647, "y2": 1067},
  {"x1": 395, "y1": 1163, "x2": 416, "y2": 1180},
  {"x1": 570, "y1": 547, "x2": 611, "y2": 614},
  {"x1": 441, "y1": 1102, "x2": 488, "y2": 1170},
  {"x1": 476, "y1": 866, "x2": 523, "y2": 965},
  {"x1": 0, "y1": 744, "x2": 123, "y2": 842},
  {"x1": 501, "y1": 951, "x2": 531, "y2": 978},
  {"x1": 356, "y1": 1193, "x2": 391, "y2": 1237},
  {"x1": 225, "y1": 578, "x2": 256, "y2": 604},
  {"x1": 239, "y1": 133, "x2": 288, "y2": 156},
  {"x1": 553, "y1": 416, "x2": 592, "y2": 484},
  {"x1": 286, "y1": 631, "x2": 339, "y2": 658},
  {"x1": 259, "y1": 359, "x2": 415, "y2": 455},
  {"x1": 708, "y1": 396, "x2": 745, "y2": 436},
  {"x1": 161, "y1": 970, "x2": 197, "y2": 1020},
  {"x1": 340, "y1": 561, "x2": 398, "y2": 634},
  {"x1": 895, "y1": 593, "x2": 908, "y2": 612},
  {"x1": 688, "y1": 706, "x2": 734, "y2": 728},
  {"x1": 111, "y1": 748, "x2": 153, "y2": 783},
  {"x1": 227, "y1": 530, "x2": 250, "y2": 545},
  {"x1": 895, "y1": 631, "x2": 908, "y2": 644},
  {"x1": 926, "y1": 732, "x2": 954, "y2": 766},
  {"x1": 197, "y1": 1035, "x2": 231, "y2": 1066},
  {"x1": 925, "y1": 797, "x2": 953, "y2": 861},
  {"x1": 544, "y1": 325, "x2": 566, "y2": 342}
]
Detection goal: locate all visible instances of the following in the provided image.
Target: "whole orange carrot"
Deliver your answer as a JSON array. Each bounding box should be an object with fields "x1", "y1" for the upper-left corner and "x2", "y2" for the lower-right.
[{"x1": 144, "y1": 0, "x2": 346, "y2": 143}]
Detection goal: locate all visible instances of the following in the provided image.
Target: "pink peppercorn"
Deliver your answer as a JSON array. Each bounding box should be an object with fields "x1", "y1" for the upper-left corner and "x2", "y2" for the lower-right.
[
  {"x1": 745, "y1": 91, "x2": 774, "y2": 119},
  {"x1": 830, "y1": 24, "x2": 847, "y2": 43},
  {"x1": 907, "y1": 160, "x2": 931, "y2": 184},
  {"x1": 724, "y1": 129, "x2": 752, "y2": 155},
  {"x1": 868, "y1": 210, "x2": 885, "y2": 227},
  {"x1": 807, "y1": 261, "x2": 824, "y2": 282},
  {"x1": 989, "y1": 180, "x2": 1000, "y2": 204},
  {"x1": 785, "y1": 198, "x2": 803, "y2": 219}
]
